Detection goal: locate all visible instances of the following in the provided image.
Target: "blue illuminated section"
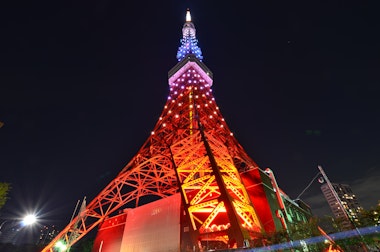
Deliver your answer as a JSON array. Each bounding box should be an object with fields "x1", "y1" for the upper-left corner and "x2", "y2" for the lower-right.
[{"x1": 176, "y1": 10, "x2": 203, "y2": 62}]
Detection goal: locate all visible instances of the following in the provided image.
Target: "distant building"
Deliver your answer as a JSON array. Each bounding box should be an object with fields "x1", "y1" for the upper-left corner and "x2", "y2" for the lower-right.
[{"x1": 321, "y1": 183, "x2": 363, "y2": 229}]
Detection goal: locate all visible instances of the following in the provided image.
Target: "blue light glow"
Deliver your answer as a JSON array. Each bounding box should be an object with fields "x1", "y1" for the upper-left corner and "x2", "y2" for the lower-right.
[
  {"x1": 234, "y1": 225, "x2": 380, "y2": 252},
  {"x1": 176, "y1": 13, "x2": 203, "y2": 61}
]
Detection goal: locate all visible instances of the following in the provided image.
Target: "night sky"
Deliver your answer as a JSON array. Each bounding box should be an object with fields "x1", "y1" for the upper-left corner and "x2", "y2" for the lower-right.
[{"x1": 1, "y1": 0, "x2": 379, "y2": 230}]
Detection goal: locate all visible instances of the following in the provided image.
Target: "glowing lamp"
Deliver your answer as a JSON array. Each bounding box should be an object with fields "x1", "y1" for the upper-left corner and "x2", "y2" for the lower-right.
[{"x1": 22, "y1": 214, "x2": 37, "y2": 226}]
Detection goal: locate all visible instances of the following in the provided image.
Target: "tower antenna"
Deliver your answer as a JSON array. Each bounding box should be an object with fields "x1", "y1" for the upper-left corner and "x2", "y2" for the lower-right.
[{"x1": 186, "y1": 8, "x2": 191, "y2": 22}]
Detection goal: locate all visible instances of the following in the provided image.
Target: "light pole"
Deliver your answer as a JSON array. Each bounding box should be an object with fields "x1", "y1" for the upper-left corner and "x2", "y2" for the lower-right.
[
  {"x1": 265, "y1": 168, "x2": 295, "y2": 252},
  {"x1": 317, "y1": 166, "x2": 351, "y2": 222},
  {"x1": 318, "y1": 165, "x2": 369, "y2": 252}
]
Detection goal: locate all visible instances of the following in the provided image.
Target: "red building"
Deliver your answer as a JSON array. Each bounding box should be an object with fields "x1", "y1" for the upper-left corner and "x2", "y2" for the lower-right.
[{"x1": 93, "y1": 195, "x2": 181, "y2": 252}]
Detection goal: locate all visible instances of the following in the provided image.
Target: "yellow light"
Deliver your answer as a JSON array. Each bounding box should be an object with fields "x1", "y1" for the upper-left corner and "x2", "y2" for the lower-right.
[{"x1": 186, "y1": 9, "x2": 191, "y2": 22}]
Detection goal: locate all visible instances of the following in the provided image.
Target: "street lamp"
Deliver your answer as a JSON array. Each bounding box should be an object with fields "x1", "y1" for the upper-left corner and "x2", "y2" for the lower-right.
[
  {"x1": 22, "y1": 214, "x2": 37, "y2": 226},
  {"x1": 0, "y1": 214, "x2": 39, "y2": 246},
  {"x1": 0, "y1": 214, "x2": 37, "y2": 231}
]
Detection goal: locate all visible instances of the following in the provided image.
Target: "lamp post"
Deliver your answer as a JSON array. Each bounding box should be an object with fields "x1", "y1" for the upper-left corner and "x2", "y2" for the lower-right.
[
  {"x1": 318, "y1": 165, "x2": 369, "y2": 252},
  {"x1": 317, "y1": 166, "x2": 351, "y2": 222}
]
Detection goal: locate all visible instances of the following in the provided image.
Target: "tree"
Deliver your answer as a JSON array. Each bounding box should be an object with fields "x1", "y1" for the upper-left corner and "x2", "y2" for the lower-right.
[
  {"x1": 79, "y1": 239, "x2": 94, "y2": 252},
  {"x1": 263, "y1": 217, "x2": 329, "y2": 251},
  {"x1": 358, "y1": 204, "x2": 380, "y2": 227},
  {"x1": 321, "y1": 205, "x2": 380, "y2": 251},
  {"x1": 0, "y1": 182, "x2": 11, "y2": 210},
  {"x1": 356, "y1": 204, "x2": 380, "y2": 250}
]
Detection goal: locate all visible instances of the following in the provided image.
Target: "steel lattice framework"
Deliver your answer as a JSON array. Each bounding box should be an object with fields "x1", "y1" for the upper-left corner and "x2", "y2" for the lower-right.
[
  {"x1": 167, "y1": 58, "x2": 264, "y2": 247},
  {"x1": 42, "y1": 11, "x2": 266, "y2": 252}
]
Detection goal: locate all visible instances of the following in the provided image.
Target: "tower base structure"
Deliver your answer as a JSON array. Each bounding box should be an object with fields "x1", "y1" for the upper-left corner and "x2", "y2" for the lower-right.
[{"x1": 92, "y1": 169, "x2": 315, "y2": 252}]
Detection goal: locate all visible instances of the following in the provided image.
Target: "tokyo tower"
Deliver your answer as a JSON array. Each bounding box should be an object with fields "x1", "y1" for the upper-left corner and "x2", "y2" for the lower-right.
[{"x1": 42, "y1": 10, "x2": 290, "y2": 252}]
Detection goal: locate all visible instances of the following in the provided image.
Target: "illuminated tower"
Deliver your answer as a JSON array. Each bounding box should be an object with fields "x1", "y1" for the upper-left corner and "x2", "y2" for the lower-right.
[{"x1": 41, "y1": 10, "x2": 285, "y2": 252}]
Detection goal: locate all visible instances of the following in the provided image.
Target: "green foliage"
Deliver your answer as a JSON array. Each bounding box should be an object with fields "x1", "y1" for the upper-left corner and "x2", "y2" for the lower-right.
[
  {"x1": 358, "y1": 204, "x2": 380, "y2": 227},
  {"x1": 356, "y1": 205, "x2": 380, "y2": 250},
  {"x1": 263, "y1": 218, "x2": 327, "y2": 251},
  {"x1": 0, "y1": 182, "x2": 11, "y2": 210},
  {"x1": 264, "y1": 229, "x2": 289, "y2": 245},
  {"x1": 288, "y1": 217, "x2": 321, "y2": 240},
  {"x1": 321, "y1": 205, "x2": 380, "y2": 251},
  {"x1": 64, "y1": 239, "x2": 94, "y2": 252},
  {"x1": 80, "y1": 240, "x2": 94, "y2": 252}
]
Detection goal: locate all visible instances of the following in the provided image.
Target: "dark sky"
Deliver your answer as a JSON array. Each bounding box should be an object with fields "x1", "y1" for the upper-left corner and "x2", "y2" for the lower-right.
[{"x1": 1, "y1": 0, "x2": 379, "y2": 229}]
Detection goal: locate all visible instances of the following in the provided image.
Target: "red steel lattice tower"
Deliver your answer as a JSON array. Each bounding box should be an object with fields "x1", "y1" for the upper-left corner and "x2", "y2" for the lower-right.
[{"x1": 42, "y1": 10, "x2": 267, "y2": 252}]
